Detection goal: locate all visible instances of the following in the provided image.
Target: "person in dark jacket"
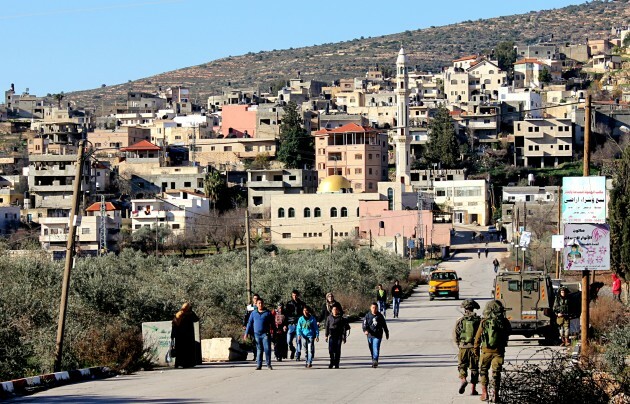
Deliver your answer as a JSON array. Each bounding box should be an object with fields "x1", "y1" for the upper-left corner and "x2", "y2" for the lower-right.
[
  {"x1": 362, "y1": 302, "x2": 389, "y2": 368},
  {"x1": 244, "y1": 297, "x2": 274, "y2": 370},
  {"x1": 319, "y1": 292, "x2": 342, "y2": 324},
  {"x1": 273, "y1": 303, "x2": 288, "y2": 361},
  {"x1": 171, "y1": 302, "x2": 200, "y2": 368},
  {"x1": 242, "y1": 294, "x2": 260, "y2": 361},
  {"x1": 391, "y1": 280, "x2": 403, "y2": 318},
  {"x1": 376, "y1": 284, "x2": 388, "y2": 317},
  {"x1": 285, "y1": 290, "x2": 305, "y2": 361},
  {"x1": 325, "y1": 303, "x2": 350, "y2": 369}
]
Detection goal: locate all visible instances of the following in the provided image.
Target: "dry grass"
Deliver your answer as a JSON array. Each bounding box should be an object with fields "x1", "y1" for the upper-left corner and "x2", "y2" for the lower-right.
[{"x1": 590, "y1": 295, "x2": 630, "y2": 340}]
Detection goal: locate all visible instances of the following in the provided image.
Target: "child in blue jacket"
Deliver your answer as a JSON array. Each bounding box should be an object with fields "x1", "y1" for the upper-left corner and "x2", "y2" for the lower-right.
[{"x1": 296, "y1": 306, "x2": 319, "y2": 367}]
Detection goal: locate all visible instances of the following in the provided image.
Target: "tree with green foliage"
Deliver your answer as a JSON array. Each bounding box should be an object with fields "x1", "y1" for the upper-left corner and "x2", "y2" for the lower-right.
[
  {"x1": 53, "y1": 92, "x2": 65, "y2": 108},
  {"x1": 204, "y1": 170, "x2": 226, "y2": 213},
  {"x1": 609, "y1": 146, "x2": 630, "y2": 282},
  {"x1": 277, "y1": 101, "x2": 313, "y2": 169},
  {"x1": 495, "y1": 41, "x2": 516, "y2": 79},
  {"x1": 539, "y1": 68, "x2": 552, "y2": 85},
  {"x1": 426, "y1": 106, "x2": 460, "y2": 168}
]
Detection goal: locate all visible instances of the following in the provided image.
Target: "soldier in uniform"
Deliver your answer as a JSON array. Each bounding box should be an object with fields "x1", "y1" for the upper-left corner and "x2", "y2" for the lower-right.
[
  {"x1": 553, "y1": 287, "x2": 571, "y2": 346},
  {"x1": 453, "y1": 299, "x2": 482, "y2": 396},
  {"x1": 474, "y1": 300, "x2": 511, "y2": 402}
]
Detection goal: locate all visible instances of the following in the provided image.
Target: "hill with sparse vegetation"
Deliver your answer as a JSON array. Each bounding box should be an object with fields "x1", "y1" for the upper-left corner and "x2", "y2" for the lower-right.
[{"x1": 63, "y1": 0, "x2": 630, "y2": 109}]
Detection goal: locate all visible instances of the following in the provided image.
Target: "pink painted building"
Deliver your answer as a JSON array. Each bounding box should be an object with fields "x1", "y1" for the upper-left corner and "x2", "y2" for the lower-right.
[
  {"x1": 221, "y1": 104, "x2": 257, "y2": 138},
  {"x1": 359, "y1": 199, "x2": 451, "y2": 252}
]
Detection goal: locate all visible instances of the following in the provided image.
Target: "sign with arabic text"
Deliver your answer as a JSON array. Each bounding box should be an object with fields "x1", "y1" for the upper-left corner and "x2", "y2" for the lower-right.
[
  {"x1": 561, "y1": 176, "x2": 606, "y2": 223},
  {"x1": 563, "y1": 224, "x2": 610, "y2": 271}
]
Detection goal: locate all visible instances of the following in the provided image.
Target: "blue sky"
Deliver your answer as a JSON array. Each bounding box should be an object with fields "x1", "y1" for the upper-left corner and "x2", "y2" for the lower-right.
[{"x1": 0, "y1": 0, "x2": 585, "y2": 96}]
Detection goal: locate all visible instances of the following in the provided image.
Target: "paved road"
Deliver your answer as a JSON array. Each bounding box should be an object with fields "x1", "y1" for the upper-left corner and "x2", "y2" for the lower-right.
[{"x1": 20, "y1": 228, "x2": 552, "y2": 403}]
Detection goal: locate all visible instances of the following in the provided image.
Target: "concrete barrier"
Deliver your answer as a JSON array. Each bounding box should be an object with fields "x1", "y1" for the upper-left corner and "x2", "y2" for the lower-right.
[{"x1": 201, "y1": 338, "x2": 247, "y2": 362}]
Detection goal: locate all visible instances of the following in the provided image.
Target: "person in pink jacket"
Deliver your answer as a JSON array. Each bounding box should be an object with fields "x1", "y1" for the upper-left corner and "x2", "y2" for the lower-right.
[{"x1": 612, "y1": 273, "x2": 622, "y2": 302}]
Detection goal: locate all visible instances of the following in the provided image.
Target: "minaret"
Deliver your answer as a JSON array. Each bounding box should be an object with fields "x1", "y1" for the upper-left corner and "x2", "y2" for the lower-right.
[{"x1": 394, "y1": 46, "x2": 411, "y2": 185}]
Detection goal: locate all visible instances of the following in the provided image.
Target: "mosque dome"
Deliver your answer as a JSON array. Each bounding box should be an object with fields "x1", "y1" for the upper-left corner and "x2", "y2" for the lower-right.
[{"x1": 317, "y1": 175, "x2": 353, "y2": 194}]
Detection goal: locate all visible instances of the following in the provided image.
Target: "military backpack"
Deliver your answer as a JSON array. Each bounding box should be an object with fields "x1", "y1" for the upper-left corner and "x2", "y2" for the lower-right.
[{"x1": 460, "y1": 314, "x2": 480, "y2": 345}]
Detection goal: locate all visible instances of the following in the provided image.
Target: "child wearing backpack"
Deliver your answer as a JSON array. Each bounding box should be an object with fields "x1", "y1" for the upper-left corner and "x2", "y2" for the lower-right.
[
  {"x1": 474, "y1": 300, "x2": 512, "y2": 402},
  {"x1": 453, "y1": 299, "x2": 481, "y2": 396}
]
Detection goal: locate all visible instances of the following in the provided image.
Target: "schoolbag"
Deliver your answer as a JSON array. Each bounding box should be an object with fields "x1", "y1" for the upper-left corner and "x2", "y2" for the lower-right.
[{"x1": 460, "y1": 315, "x2": 480, "y2": 344}]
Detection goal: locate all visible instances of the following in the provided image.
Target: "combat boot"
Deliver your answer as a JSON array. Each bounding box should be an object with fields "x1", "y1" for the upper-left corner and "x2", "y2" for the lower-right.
[
  {"x1": 480, "y1": 385, "x2": 488, "y2": 401},
  {"x1": 459, "y1": 378, "x2": 468, "y2": 394},
  {"x1": 493, "y1": 376, "x2": 501, "y2": 402},
  {"x1": 471, "y1": 384, "x2": 479, "y2": 395}
]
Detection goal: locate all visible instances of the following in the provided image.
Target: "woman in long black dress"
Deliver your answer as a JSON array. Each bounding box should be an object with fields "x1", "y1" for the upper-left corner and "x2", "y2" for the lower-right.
[{"x1": 171, "y1": 302, "x2": 200, "y2": 368}]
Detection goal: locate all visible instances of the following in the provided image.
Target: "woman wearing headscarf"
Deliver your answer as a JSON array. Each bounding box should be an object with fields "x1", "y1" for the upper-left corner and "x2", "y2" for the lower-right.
[
  {"x1": 320, "y1": 292, "x2": 343, "y2": 324},
  {"x1": 171, "y1": 302, "x2": 200, "y2": 368}
]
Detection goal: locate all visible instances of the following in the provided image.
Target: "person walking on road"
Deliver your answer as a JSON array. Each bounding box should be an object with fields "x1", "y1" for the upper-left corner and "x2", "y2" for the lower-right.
[
  {"x1": 243, "y1": 294, "x2": 260, "y2": 361},
  {"x1": 273, "y1": 303, "x2": 288, "y2": 361},
  {"x1": 474, "y1": 300, "x2": 511, "y2": 402},
  {"x1": 553, "y1": 287, "x2": 571, "y2": 346},
  {"x1": 244, "y1": 297, "x2": 274, "y2": 370},
  {"x1": 296, "y1": 306, "x2": 319, "y2": 368},
  {"x1": 484, "y1": 247, "x2": 489, "y2": 258},
  {"x1": 285, "y1": 290, "x2": 305, "y2": 361},
  {"x1": 362, "y1": 302, "x2": 389, "y2": 368},
  {"x1": 492, "y1": 258, "x2": 500, "y2": 273},
  {"x1": 171, "y1": 302, "x2": 200, "y2": 368},
  {"x1": 453, "y1": 299, "x2": 481, "y2": 396},
  {"x1": 325, "y1": 303, "x2": 350, "y2": 369},
  {"x1": 612, "y1": 273, "x2": 622, "y2": 302},
  {"x1": 391, "y1": 280, "x2": 403, "y2": 318},
  {"x1": 477, "y1": 249, "x2": 481, "y2": 259},
  {"x1": 376, "y1": 284, "x2": 388, "y2": 317},
  {"x1": 320, "y1": 292, "x2": 342, "y2": 324}
]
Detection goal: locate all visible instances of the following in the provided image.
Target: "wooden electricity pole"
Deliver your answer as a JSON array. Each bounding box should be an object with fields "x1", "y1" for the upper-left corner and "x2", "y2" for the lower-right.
[
  {"x1": 556, "y1": 185, "x2": 562, "y2": 279},
  {"x1": 329, "y1": 225, "x2": 333, "y2": 254},
  {"x1": 54, "y1": 140, "x2": 86, "y2": 372},
  {"x1": 245, "y1": 209, "x2": 252, "y2": 305},
  {"x1": 581, "y1": 94, "x2": 591, "y2": 356}
]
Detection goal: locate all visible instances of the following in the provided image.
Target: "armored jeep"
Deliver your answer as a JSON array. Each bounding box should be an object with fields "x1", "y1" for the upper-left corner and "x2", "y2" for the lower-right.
[{"x1": 493, "y1": 271, "x2": 557, "y2": 343}]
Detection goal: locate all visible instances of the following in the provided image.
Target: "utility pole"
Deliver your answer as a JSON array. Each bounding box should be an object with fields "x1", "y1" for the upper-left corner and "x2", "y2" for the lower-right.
[
  {"x1": 556, "y1": 185, "x2": 562, "y2": 279},
  {"x1": 369, "y1": 229, "x2": 373, "y2": 249},
  {"x1": 245, "y1": 209, "x2": 251, "y2": 304},
  {"x1": 155, "y1": 215, "x2": 159, "y2": 256},
  {"x1": 329, "y1": 225, "x2": 333, "y2": 254},
  {"x1": 581, "y1": 94, "x2": 592, "y2": 357},
  {"x1": 515, "y1": 207, "x2": 520, "y2": 270},
  {"x1": 99, "y1": 194, "x2": 107, "y2": 256},
  {"x1": 54, "y1": 140, "x2": 86, "y2": 372}
]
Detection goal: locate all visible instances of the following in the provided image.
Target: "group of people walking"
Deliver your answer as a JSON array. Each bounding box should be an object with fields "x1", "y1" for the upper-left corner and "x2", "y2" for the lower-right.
[
  {"x1": 243, "y1": 282, "x2": 401, "y2": 370},
  {"x1": 453, "y1": 298, "x2": 511, "y2": 402}
]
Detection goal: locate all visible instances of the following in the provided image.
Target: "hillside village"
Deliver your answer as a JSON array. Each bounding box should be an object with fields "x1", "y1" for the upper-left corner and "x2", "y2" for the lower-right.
[{"x1": 0, "y1": 24, "x2": 629, "y2": 262}]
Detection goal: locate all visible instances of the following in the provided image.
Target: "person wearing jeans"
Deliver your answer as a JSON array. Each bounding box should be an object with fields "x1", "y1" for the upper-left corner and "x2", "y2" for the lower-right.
[
  {"x1": 391, "y1": 280, "x2": 403, "y2": 318},
  {"x1": 376, "y1": 284, "x2": 388, "y2": 317},
  {"x1": 285, "y1": 290, "x2": 304, "y2": 360},
  {"x1": 362, "y1": 302, "x2": 389, "y2": 368},
  {"x1": 244, "y1": 297, "x2": 274, "y2": 370},
  {"x1": 296, "y1": 306, "x2": 319, "y2": 368}
]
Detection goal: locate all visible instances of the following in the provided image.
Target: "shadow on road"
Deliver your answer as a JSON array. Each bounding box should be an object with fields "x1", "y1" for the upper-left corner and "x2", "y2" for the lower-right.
[{"x1": 15, "y1": 395, "x2": 202, "y2": 403}]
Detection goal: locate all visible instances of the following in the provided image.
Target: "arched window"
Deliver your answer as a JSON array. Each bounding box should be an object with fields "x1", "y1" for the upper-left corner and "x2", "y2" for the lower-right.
[
  {"x1": 314, "y1": 207, "x2": 321, "y2": 217},
  {"x1": 330, "y1": 207, "x2": 338, "y2": 217},
  {"x1": 278, "y1": 208, "x2": 285, "y2": 218},
  {"x1": 341, "y1": 207, "x2": 348, "y2": 217},
  {"x1": 288, "y1": 208, "x2": 295, "y2": 218},
  {"x1": 304, "y1": 207, "x2": 311, "y2": 218},
  {"x1": 387, "y1": 188, "x2": 394, "y2": 210}
]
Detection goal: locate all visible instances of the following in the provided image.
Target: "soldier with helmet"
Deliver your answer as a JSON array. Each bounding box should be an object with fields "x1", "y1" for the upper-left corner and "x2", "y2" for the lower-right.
[
  {"x1": 553, "y1": 287, "x2": 571, "y2": 346},
  {"x1": 453, "y1": 299, "x2": 482, "y2": 396}
]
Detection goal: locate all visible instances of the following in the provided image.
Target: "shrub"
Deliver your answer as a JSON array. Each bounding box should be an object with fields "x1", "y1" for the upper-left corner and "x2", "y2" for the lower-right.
[
  {"x1": 589, "y1": 295, "x2": 630, "y2": 340},
  {"x1": 603, "y1": 324, "x2": 630, "y2": 385}
]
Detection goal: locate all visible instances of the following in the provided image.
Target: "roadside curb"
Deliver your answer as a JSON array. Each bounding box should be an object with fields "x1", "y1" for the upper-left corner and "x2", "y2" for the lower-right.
[{"x1": 1, "y1": 366, "x2": 113, "y2": 399}]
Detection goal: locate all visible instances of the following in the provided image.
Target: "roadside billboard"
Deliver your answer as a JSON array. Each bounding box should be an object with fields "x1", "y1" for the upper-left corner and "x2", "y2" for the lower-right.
[
  {"x1": 561, "y1": 176, "x2": 606, "y2": 224},
  {"x1": 563, "y1": 224, "x2": 610, "y2": 271}
]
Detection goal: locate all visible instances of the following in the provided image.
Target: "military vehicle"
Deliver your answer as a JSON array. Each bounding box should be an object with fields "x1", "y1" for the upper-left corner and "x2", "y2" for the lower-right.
[{"x1": 493, "y1": 271, "x2": 557, "y2": 343}]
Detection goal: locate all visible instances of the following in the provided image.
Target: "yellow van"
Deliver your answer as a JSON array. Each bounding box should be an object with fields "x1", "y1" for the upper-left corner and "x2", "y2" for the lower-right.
[{"x1": 428, "y1": 270, "x2": 461, "y2": 300}]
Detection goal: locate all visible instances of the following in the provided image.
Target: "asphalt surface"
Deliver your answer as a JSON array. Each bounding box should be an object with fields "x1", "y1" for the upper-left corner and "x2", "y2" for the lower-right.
[{"x1": 19, "y1": 226, "x2": 555, "y2": 403}]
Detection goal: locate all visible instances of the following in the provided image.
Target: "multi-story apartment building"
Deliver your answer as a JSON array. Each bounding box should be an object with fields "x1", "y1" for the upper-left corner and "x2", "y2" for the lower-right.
[
  {"x1": 4, "y1": 84, "x2": 45, "y2": 119},
  {"x1": 513, "y1": 58, "x2": 562, "y2": 88},
  {"x1": 0, "y1": 175, "x2": 27, "y2": 207},
  {"x1": 0, "y1": 206, "x2": 20, "y2": 236},
  {"x1": 314, "y1": 123, "x2": 388, "y2": 193},
  {"x1": 130, "y1": 190, "x2": 210, "y2": 237},
  {"x1": 432, "y1": 179, "x2": 489, "y2": 225},
  {"x1": 192, "y1": 137, "x2": 277, "y2": 169},
  {"x1": 443, "y1": 57, "x2": 507, "y2": 103},
  {"x1": 501, "y1": 186, "x2": 560, "y2": 242},
  {"x1": 512, "y1": 118, "x2": 573, "y2": 167}
]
